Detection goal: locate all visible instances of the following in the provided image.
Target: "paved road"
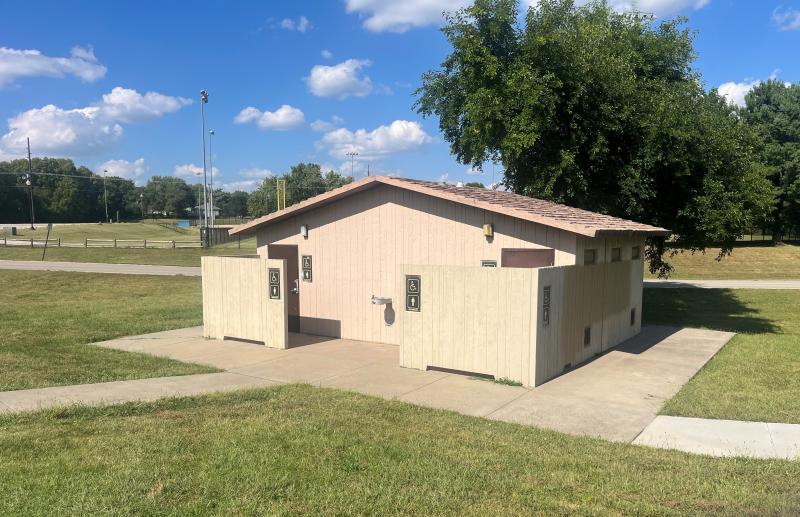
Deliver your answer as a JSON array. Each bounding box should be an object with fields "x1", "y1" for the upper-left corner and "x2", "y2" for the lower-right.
[
  {"x1": 645, "y1": 279, "x2": 800, "y2": 289},
  {"x1": 0, "y1": 259, "x2": 200, "y2": 276}
]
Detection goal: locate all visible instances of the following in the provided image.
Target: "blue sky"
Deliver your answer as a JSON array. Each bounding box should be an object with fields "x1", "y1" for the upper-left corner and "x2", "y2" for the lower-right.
[{"x1": 1, "y1": 0, "x2": 798, "y2": 191}]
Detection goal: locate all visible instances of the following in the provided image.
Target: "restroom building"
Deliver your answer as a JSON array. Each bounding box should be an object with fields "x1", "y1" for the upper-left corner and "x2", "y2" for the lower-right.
[{"x1": 209, "y1": 175, "x2": 669, "y2": 386}]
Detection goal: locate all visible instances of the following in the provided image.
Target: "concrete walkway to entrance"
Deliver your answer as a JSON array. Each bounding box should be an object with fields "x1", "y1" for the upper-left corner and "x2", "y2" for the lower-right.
[{"x1": 1, "y1": 325, "x2": 762, "y2": 454}]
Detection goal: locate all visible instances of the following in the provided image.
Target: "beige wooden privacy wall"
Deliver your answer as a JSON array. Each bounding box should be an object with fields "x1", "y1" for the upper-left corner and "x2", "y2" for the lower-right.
[
  {"x1": 201, "y1": 256, "x2": 288, "y2": 349},
  {"x1": 400, "y1": 260, "x2": 642, "y2": 387}
]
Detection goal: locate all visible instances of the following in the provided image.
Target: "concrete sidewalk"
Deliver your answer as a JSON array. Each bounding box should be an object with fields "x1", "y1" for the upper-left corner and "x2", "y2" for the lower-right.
[
  {"x1": 0, "y1": 373, "x2": 274, "y2": 413},
  {"x1": 0, "y1": 326, "x2": 737, "y2": 449},
  {"x1": 645, "y1": 279, "x2": 800, "y2": 289},
  {"x1": 0, "y1": 260, "x2": 200, "y2": 276},
  {"x1": 634, "y1": 415, "x2": 800, "y2": 460}
]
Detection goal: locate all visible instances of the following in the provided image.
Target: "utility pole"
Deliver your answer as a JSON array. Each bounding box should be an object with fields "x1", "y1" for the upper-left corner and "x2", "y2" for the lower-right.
[
  {"x1": 346, "y1": 151, "x2": 358, "y2": 178},
  {"x1": 208, "y1": 129, "x2": 215, "y2": 227},
  {"x1": 367, "y1": 164, "x2": 370, "y2": 177},
  {"x1": 26, "y1": 138, "x2": 35, "y2": 230},
  {"x1": 102, "y1": 169, "x2": 109, "y2": 223},
  {"x1": 199, "y1": 90, "x2": 209, "y2": 246},
  {"x1": 139, "y1": 193, "x2": 144, "y2": 220}
]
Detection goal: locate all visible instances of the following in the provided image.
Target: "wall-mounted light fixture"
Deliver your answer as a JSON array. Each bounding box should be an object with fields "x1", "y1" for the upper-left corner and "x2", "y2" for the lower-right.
[
  {"x1": 483, "y1": 223, "x2": 494, "y2": 238},
  {"x1": 300, "y1": 224, "x2": 309, "y2": 239}
]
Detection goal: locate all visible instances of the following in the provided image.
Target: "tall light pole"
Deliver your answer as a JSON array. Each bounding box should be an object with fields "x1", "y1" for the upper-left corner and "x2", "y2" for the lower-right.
[
  {"x1": 346, "y1": 151, "x2": 358, "y2": 178},
  {"x1": 102, "y1": 169, "x2": 109, "y2": 223},
  {"x1": 195, "y1": 171, "x2": 204, "y2": 225},
  {"x1": 139, "y1": 193, "x2": 144, "y2": 220},
  {"x1": 199, "y1": 90, "x2": 209, "y2": 243},
  {"x1": 208, "y1": 129, "x2": 215, "y2": 227},
  {"x1": 26, "y1": 137, "x2": 35, "y2": 230}
]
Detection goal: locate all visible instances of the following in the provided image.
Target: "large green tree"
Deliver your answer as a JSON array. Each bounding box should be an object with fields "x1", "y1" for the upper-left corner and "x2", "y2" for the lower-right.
[
  {"x1": 741, "y1": 80, "x2": 800, "y2": 239},
  {"x1": 416, "y1": 0, "x2": 773, "y2": 274},
  {"x1": 213, "y1": 190, "x2": 249, "y2": 217},
  {"x1": 142, "y1": 176, "x2": 196, "y2": 217}
]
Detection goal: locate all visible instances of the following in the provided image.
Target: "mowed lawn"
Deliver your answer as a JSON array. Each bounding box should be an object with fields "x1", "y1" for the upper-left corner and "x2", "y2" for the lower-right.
[
  {"x1": 8, "y1": 222, "x2": 200, "y2": 243},
  {"x1": 0, "y1": 270, "x2": 216, "y2": 391},
  {"x1": 650, "y1": 243, "x2": 800, "y2": 279},
  {"x1": 1, "y1": 386, "x2": 798, "y2": 515},
  {"x1": 0, "y1": 245, "x2": 256, "y2": 267},
  {"x1": 643, "y1": 288, "x2": 800, "y2": 423}
]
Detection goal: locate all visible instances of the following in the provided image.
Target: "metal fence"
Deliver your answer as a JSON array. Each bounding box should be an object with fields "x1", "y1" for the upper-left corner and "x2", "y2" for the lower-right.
[{"x1": 1, "y1": 237, "x2": 202, "y2": 249}]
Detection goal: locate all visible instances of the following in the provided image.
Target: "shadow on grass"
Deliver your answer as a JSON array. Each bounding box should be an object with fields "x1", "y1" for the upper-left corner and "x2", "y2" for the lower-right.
[
  {"x1": 666, "y1": 241, "x2": 799, "y2": 250},
  {"x1": 643, "y1": 288, "x2": 779, "y2": 334}
]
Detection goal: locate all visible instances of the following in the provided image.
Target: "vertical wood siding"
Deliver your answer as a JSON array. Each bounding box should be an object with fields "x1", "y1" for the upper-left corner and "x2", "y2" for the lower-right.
[
  {"x1": 400, "y1": 264, "x2": 538, "y2": 386},
  {"x1": 399, "y1": 259, "x2": 644, "y2": 387},
  {"x1": 255, "y1": 184, "x2": 580, "y2": 345},
  {"x1": 201, "y1": 256, "x2": 287, "y2": 348}
]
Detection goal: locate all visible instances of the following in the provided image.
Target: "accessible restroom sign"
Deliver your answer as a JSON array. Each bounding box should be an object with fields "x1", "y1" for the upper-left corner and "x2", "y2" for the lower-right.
[
  {"x1": 269, "y1": 268, "x2": 281, "y2": 300},
  {"x1": 302, "y1": 255, "x2": 312, "y2": 282},
  {"x1": 405, "y1": 275, "x2": 420, "y2": 312}
]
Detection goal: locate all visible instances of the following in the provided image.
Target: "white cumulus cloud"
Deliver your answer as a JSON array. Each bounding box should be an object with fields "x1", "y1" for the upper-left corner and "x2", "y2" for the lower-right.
[
  {"x1": 321, "y1": 49, "x2": 333, "y2": 59},
  {"x1": 97, "y1": 87, "x2": 192, "y2": 123},
  {"x1": 310, "y1": 115, "x2": 345, "y2": 132},
  {"x1": 718, "y1": 80, "x2": 760, "y2": 107},
  {"x1": 233, "y1": 104, "x2": 305, "y2": 130},
  {"x1": 319, "y1": 119, "x2": 432, "y2": 161},
  {"x1": 0, "y1": 87, "x2": 191, "y2": 157},
  {"x1": 280, "y1": 16, "x2": 312, "y2": 32},
  {"x1": 221, "y1": 180, "x2": 262, "y2": 192},
  {"x1": 0, "y1": 46, "x2": 107, "y2": 87},
  {"x1": 98, "y1": 158, "x2": 148, "y2": 180},
  {"x1": 239, "y1": 167, "x2": 274, "y2": 179},
  {"x1": 773, "y1": 7, "x2": 800, "y2": 31},
  {"x1": 174, "y1": 163, "x2": 219, "y2": 179},
  {"x1": 305, "y1": 59, "x2": 373, "y2": 99},
  {"x1": 718, "y1": 71, "x2": 791, "y2": 106},
  {"x1": 345, "y1": 0, "x2": 470, "y2": 32}
]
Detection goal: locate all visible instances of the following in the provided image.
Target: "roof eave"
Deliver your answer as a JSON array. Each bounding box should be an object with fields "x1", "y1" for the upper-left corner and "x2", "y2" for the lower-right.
[{"x1": 593, "y1": 228, "x2": 672, "y2": 238}]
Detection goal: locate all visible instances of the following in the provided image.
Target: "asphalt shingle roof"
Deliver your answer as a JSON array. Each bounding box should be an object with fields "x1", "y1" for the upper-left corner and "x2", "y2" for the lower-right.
[{"x1": 230, "y1": 175, "x2": 670, "y2": 238}]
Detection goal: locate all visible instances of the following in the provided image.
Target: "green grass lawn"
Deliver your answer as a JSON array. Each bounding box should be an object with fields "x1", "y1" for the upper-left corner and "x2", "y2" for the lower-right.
[
  {"x1": 1, "y1": 385, "x2": 797, "y2": 515},
  {"x1": 651, "y1": 243, "x2": 800, "y2": 279},
  {"x1": 643, "y1": 288, "x2": 800, "y2": 423},
  {"x1": 0, "y1": 270, "x2": 216, "y2": 391},
  {"x1": 0, "y1": 245, "x2": 256, "y2": 266},
  {"x1": 6, "y1": 222, "x2": 201, "y2": 243}
]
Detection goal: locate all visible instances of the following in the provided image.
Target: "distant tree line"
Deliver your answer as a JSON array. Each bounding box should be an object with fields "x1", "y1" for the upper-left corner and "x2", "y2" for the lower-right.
[{"x1": 0, "y1": 158, "x2": 350, "y2": 224}]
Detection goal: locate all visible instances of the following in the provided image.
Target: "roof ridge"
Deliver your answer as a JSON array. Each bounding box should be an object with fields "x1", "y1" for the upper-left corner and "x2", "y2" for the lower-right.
[{"x1": 229, "y1": 174, "x2": 670, "y2": 237}]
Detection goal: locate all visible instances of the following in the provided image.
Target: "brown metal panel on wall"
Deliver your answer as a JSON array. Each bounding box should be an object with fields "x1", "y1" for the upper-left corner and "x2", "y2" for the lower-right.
[{"x1": 501, "y1": 248, "x2": 555, "y2": 268}]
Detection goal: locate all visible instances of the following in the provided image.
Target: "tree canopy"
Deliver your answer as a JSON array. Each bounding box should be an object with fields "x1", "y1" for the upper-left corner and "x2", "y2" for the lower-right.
[
  {"x1": 741, "y1": 80, "x2": 800, "y2": 239},
  {"x1": 416, "y1": 0, "x2": 774, "y2": 274},
  {"x1": 248, "y1": 163, "x2": 352, "y2": 217},
  {"x1": 142, "y1": 176, "x2": 196, "y2": 217}
]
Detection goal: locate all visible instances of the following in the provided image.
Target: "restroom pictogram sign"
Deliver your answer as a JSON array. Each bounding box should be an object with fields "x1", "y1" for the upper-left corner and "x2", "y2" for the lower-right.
[
  {"x1": 302, "y1": 255, "x2": 312, "y2": 282},
  {"x1": 405, "y1": 275, "x2": 420, "y2": 312},
  {"x1": 269, "y1": 268, "x2": 281, "y2": 300}
]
